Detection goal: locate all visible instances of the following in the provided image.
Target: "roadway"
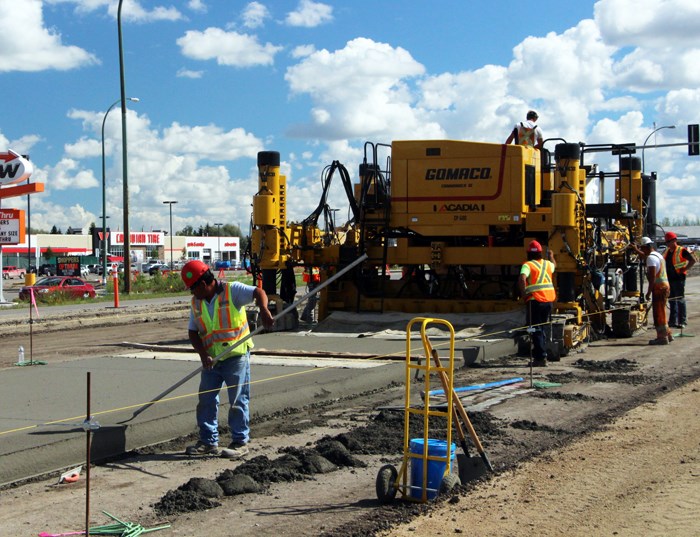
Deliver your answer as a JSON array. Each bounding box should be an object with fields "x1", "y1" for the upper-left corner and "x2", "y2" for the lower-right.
[{"x1": 0, "y1": 293, "x2": 512, "y2": 486}]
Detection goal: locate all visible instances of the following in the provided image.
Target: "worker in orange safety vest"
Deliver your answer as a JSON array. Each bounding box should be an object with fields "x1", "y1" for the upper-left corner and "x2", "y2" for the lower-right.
[
  {"x1": 663, "y1": 231, "x2": 696, "y2": 328},
  {"x1": 518, "y1": 240, "x2": 556, "y2": 366},
  {"x1": 301, "y1": 266, "x2": 321, "y2": 323}
]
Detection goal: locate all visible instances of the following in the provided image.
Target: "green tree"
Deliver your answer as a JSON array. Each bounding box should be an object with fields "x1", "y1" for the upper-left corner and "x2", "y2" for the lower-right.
[{"x1": 50, "y1": 225, "x2": 62, "y2": 234}]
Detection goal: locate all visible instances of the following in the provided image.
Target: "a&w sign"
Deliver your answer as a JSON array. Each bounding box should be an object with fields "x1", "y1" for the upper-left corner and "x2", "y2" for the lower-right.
[{"x1": 0, "y1": 150, "x2": 33, "y2": 186}]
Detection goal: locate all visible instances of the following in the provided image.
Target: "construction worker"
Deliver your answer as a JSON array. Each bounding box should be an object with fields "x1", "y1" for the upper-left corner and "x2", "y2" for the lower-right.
[
  {"x1": 663, "y1": 231, "x2": 696, "y2": 328},
  {"x1": 300, "y1": 266, "x2": 321, "y2": 323},
  {"x1": 630, "y1": 237, "x2": 673, "y2": 345},
  {"x1": 518, "y1": 240, "x2": 556, "y2": 366},
  {"x1": 181, "y1": 260, "x2": 274, "y2": 458},
  {"x1": 505, "y1": 110, "x2": 544, "y2": 149}
]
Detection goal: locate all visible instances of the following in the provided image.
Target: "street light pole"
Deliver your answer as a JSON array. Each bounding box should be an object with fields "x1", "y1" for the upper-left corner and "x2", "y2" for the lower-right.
[
  {"x1": 642, "y1": 124, "x2": 676, "y2": 174},
  {"x1": 163, "y1": 201, "x2": 177, "y2": 268},
  {"x1": 214, "y1": 223, "x2": 223, "y2": 264},
  {"x1": 102, "y1": 97, "x2": 138, "y2": 284}
]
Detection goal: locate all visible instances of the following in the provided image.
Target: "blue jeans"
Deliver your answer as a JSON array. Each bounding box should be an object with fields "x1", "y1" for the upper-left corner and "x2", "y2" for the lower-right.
[
  {"x1": 196, "y1": 351, "x2": 250, "y2": 446},
  {"x1": 669, "y1": 279, "x2": 687, "y2": 325}
]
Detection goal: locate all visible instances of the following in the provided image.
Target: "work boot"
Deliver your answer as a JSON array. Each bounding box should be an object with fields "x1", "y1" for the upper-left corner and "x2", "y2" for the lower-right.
[
  {"x1": 531, "y1": 358, "x2": 547, "y2": 367},
  {"x1": 648, "y1": 338, "x2": 669, "y2": 345},
  {"x1": 220, "y1": 442, "x2": 249, "y2": 459},
  {"x1": 185, "y1": 441, "x2": 219, "y2": 455}
]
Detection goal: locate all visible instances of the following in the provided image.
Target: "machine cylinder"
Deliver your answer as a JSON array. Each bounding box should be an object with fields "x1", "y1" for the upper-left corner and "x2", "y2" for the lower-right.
[
  {"x1": 253, "y1": 195, "x2": 275, "y2": 226},
  {"x1": 551, "y1": 193, "x2": 577, "y2": 227}
]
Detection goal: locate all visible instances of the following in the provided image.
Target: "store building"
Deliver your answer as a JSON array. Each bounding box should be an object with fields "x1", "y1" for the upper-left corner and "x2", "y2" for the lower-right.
[{"x1": 1, "y1": 230, "x2": 241, "y2": 270}]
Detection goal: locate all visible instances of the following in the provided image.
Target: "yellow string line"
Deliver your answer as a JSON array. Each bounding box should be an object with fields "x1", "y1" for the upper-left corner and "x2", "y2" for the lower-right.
[{"x1": 0, "y1": 300, "x2": 652, "y2": 438}]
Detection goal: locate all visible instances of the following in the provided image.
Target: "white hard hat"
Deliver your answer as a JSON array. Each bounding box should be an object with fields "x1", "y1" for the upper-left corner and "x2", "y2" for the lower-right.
[{"x1": 640, "y1": 237, "x2": 653, "y2": 246}]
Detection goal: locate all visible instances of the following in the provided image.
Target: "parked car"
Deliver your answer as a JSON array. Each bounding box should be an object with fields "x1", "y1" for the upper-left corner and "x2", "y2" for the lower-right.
[
  {"x1": 148, "y1": 262, "x2": 169, "y2": 275},
  {"x1": 2, "y1": 266, "x2": 25, "y2": 280},
  {"x1": 18, "y1": 276, "x2": 96, "y2": 301},
  {"x1": 86, "y1": 264, "x2": 100, "y2": 274},
  {"x1": 38, "y1": 264, "x2": 56, "y2": 276}
]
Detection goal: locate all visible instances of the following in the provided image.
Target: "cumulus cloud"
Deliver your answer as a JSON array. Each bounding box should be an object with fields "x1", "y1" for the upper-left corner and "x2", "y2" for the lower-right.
[
  {"x1": 0, "y1": 0, "x2": 97, "y2": 72},
  {"x1": 285, "y1": 0, "x2": 333, "y2": 27},
  {"x1": 595, "y1": 0, "x2": 700, "y2": 91},
  {"x1": 43, "y1": 158, "x2": 99, "y2": 190},
  {"x1": 285, "y1": 38, "x2": 441, "y2": 140},
  {"x1": 55, "y1": 107, "x2": 266, "y2": 231},
  {"x1": 47, "y1": 0, "x2": 183, "y2": 22},
  {"x1": 241, "y1": 1, "x2": 269, "y2": 29},
  {"x1": 177, "y1": 27, "x2": 283, "y2": 67}
]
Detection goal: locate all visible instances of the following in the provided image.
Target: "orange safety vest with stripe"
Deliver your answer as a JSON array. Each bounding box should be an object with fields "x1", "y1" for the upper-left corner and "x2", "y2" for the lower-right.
[
  {"x1": 522, "y1": 259, "x2": 556, "y2": 302},
  {"x1": 302, "y1": 267, "x2": 321, "y2": 283},
  {"x1": 648, "y1": 251, "x2": 669, "y2": 286},
  {"x1": 518, "y1": 122, "x2": 538, "y2": 147},
  {"x1": 191, "y1": 284, "x2": 253, "y2": 359},
  {"x1": 663, "y1": 246, "x2": 690, "y2": 275}
]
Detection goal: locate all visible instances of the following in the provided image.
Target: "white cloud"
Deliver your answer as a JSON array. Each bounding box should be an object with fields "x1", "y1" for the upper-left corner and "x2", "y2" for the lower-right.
[
  {"x1": 0, "y1": 0, "x2": 98, "y2": 72},
  {"x1": 176, "y1": 67, "x2": 204, "y2": 79},
  {"x1": 241, "y1": 1, "x2": 269, "y2": 29},
  {"x1": 56, "y1": 107, "x2": 267, "y2": 232},
  {"x1": 43, "y1": 158, "x2": 99, "y2": 190},
  {"x1": 177, "y1": 27, "x2": 283, "y2": 67},
  {"x1": 47, "y1": 0, "x2": 183, "y2": 22},
  {"x1": 595, "y1": 0, "x2": 700, "y2": 91},
  {"x1": 291, "y1": 44, "x2": 316, "y2": 58},
  {"x1": 187, "y1": 0, "x2": 206, "y2": 13},
  {"x1": 285, "y1": 38, "x2": 440, "y2": 140},
  {"x1": 285, "y1": 0, "x2": 332, "y2": 28}
]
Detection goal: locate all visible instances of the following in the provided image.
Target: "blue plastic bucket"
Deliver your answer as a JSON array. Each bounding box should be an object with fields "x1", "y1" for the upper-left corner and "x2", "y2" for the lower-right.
[{"x1": 409, "y1": 438, "x2": 456, "y2": 499}]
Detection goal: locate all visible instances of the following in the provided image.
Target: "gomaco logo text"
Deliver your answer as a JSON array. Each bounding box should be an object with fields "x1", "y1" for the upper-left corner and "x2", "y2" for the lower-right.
[{"x1": 425, "y1": 167, "x2": 491, "y2": 181}]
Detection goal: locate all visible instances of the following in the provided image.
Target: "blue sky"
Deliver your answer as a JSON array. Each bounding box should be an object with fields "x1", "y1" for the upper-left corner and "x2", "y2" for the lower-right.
[{"x1": 1, "y1": 0, "x2": 699, "y2": 235}]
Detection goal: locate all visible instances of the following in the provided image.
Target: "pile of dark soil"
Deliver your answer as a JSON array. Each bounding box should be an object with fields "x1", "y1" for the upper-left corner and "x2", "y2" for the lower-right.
[
  {"x1": 573, "y1": 358, "x2": 638, "y2": 372},
  {"x1": 152, "y1": 408, "x2": 506, "y2": 517},
  {"x1": 533, "y1": 391, "x2": 598, "y2": 401}
]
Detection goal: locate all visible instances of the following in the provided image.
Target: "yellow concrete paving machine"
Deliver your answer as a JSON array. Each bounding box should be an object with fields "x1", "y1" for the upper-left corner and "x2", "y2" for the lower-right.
[{"x1": 247, "y1": 138, "x2": 652, "y2": 357}]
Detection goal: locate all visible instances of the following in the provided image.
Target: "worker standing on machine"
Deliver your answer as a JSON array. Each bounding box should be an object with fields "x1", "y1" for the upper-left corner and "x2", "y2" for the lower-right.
[
  {"x1": 663, "y1": 231, "x2": 695, "y2": 328},
  {"x1": 519, "y1": 240, "x2": 556, "y2": 366},
  {"x1": 505, "y1": 110, "x2": 544, "y2": 149},
  {"x1": 630, "y1": 237, "x2": 673, "y2": 345},
  {"x1": 181, "y1": 260, "x2": 274, "y2": 458}
]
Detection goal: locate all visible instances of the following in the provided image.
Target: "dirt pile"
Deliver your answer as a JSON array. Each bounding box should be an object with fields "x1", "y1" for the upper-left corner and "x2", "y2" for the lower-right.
[{"x1": 152, "y1": 408, "x2": 505, "y2": 518}]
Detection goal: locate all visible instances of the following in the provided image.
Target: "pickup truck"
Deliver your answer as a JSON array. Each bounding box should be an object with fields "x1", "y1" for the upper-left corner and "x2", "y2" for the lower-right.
[{"x1": 2, "y1": 266, "x2": 26, "y2": 280}]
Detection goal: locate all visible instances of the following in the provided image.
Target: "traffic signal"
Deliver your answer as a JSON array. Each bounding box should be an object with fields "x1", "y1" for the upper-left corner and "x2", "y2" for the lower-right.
[{"x1": 689, "y1": 124, "x2": 699, "y2": 156}]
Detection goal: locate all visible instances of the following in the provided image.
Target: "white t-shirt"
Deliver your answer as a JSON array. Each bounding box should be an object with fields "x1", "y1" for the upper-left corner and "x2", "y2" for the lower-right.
[
  {"x1": 646, "y1": 251, "x2": 663, "y2": 278},
  {"x1": 514, "y1": 120, "x2": 543, "y2": 146}
]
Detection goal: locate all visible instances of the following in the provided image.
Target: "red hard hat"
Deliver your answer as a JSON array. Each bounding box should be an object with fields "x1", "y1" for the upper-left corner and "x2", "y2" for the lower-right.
[
  {"x1": 181, "y1": 260, "x2": 209, "y2": 288},
  {"x1": 528, "y1": 240, "x2": 543, "y2": 252},
  {"x1": 665, "y1": 231, "x2": 677, "y2": 241}
]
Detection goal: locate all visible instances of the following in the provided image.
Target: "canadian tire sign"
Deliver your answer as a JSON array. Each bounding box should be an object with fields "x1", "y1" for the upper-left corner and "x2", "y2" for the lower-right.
[{"x1": 0, "y1": 150, "x2": 33, "y2": 186}]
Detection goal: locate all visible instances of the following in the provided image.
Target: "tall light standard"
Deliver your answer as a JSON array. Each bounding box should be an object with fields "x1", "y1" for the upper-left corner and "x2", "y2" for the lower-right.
[
  {"x1": 642, "y1": 124, "x2": 676, "y2": 173},
  {"x1": 102, "y1": 97, "x2": 138, "y2": 284},
  {"x1": 117, "y1": 0, "x2": 134, "y2": 293},
  {"x1": 214, "y1": 223, "x2": 223, "y2": 264},
  {"x1": 163, "y1": 201, "x2": 177, "y2": 268}
]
